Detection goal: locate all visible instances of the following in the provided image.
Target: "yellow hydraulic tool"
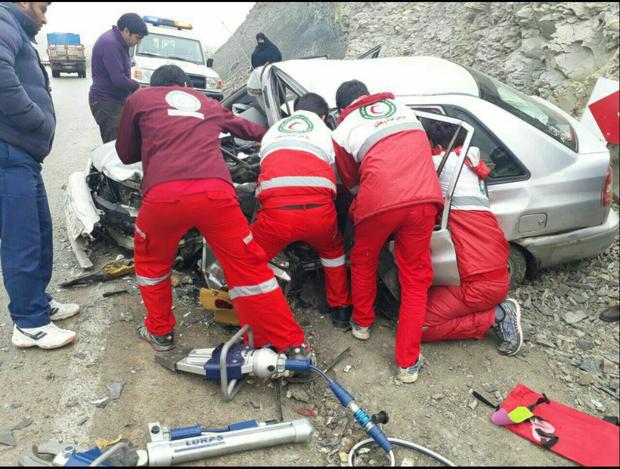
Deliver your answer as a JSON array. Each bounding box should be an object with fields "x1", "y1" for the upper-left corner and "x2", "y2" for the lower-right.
[
  {"x1": 199, "y1": 288, "x2": 240, "y2": 326},
  {"x1": 60, "y1": 258, "x2": 135, "y2": 288}
]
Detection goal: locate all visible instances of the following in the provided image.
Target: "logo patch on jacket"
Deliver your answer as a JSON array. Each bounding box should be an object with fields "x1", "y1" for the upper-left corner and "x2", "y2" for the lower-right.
[
  {"x1": 278, "y1": 115, "x2": 314, "y2": 133},
  {"x1": 360, "y1": 100, "x2": 397, "y2": 120}
]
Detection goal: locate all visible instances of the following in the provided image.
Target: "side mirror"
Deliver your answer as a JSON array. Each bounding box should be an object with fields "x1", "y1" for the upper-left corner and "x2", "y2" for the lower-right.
[{"x1": 207, "y1": 58, "x2": 214, "y2": 68}]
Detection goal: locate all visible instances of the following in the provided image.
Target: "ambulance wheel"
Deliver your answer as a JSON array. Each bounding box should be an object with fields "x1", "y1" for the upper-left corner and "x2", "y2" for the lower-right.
[
  {"x1": 508, "y1": 244, "x2": 527, "y2": 290},
  {"x1": 52, "y1": 70, "x2": 60, "y2": 78}
]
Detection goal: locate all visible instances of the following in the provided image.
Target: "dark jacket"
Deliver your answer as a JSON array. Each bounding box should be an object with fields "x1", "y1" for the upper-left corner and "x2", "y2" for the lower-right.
[
  {"x1": 0, "y1": 2, "x2": 55, "y2": 162},
  {"x1": 89, "y1": 26, "x2": 140, "y2": 102},
  {"x1": 116, "y1": 86, "x2": 267, "y2": 195},
  {"x1": 251, "y1": 33, "x2": 282, "y2": 69}
]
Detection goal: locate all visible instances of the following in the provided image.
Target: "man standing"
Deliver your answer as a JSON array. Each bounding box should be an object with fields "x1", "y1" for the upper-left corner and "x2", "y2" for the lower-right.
[
  {"x1": 116, "y1": 65, "x2": 309, "y2": 360},
  {"x1": 251, "y1": 93, "x2": 352, "y2": 328},
  {"x1": 332, "y1": 80, "x2": 443, "y2": 383},
  {"x1": 0, "y1": 1, "x2": 79, "y2": 350},
  {"x1": 89, "y1": 13, "x2": 147, "y2": 143}
]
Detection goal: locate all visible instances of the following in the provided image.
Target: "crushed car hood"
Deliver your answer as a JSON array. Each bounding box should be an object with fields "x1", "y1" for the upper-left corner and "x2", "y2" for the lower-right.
[{"x1": 91, "y1": 141, "x2": 143, "y2": 183}]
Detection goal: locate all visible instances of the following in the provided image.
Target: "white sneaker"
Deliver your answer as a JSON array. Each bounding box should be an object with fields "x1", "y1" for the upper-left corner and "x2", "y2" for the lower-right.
[
  {"x1": 350, "y1": 320, "x2": 370, "y2": 340},
  {"x1": 12, "y1": 323, "x2": 76, "y2": 349},
  {"x1": 49, "y1": 299, "x2": 80, "y2": 321}
]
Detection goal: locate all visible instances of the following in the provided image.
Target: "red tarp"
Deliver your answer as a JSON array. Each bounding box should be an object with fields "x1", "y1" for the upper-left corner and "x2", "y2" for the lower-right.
[{"x1": 501, "y1": 384, "x2": 619, "y2": 467}]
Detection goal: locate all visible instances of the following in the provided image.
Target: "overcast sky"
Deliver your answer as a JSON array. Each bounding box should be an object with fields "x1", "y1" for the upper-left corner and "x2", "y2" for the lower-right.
[{"x1": 42, "y1": 2, "x2": 255, "y2": 50}]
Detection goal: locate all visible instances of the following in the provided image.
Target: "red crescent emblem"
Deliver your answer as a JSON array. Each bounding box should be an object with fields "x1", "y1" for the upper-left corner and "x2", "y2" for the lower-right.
[
  {"x1": 370, "y1": 104, "x2": 383, "y2": 115},
  {"x1": 288, "y1": 121, "x2": 302, "y2": 130}
]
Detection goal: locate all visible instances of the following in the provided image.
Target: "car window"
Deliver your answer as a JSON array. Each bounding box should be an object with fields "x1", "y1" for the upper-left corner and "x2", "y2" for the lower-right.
[
  {"x1": 465, "y1": 66, "x2": 577, "y2": 152},
  {"x1": 443, "y1": 106, "x2": 529, "y2": 183}
]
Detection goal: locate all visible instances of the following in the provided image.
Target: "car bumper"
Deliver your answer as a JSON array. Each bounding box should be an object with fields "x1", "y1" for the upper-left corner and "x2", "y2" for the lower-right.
[{"x1": 517, "y1": 208, "x2": 619, "y2": 270}]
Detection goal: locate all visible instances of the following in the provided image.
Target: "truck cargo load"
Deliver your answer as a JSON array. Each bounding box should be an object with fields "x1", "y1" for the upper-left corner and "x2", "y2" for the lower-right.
[{"x1": 47, "y1": 32, "x2": 87, "y2": 78}]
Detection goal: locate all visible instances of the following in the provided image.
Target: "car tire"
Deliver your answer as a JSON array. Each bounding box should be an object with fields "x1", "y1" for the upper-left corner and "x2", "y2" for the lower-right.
[
  {"x1": 52, "y1": 70, "x2": 60, "y2": 78},
  {"x1": 508, "y1": 244, "x2": 527, "y2": 290}
]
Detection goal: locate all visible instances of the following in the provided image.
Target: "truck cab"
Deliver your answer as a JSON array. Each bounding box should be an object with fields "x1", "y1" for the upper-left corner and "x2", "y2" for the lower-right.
[{"x1": 130, "y1": 16, "x2": 224, "y2": 101}]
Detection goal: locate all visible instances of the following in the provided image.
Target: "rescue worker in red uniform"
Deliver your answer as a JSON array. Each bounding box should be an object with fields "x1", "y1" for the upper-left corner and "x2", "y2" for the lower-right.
[
  {"x1": 421, "y1": 120, "x2": 523, "y2": 355},
  {"x1": 332, "y1": 80, "x2": 443, "y2": 383},
  {"x1": 115, "y1": 65, "x2": 307, "y2": 358},
  {"x1": 251, "y1": 93, "x2": 352, "y2": 328}
]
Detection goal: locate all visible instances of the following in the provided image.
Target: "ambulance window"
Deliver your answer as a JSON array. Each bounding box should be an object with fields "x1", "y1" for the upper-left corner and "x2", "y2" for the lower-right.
[{"x1": 443, "y1": 106, "x2": 529, "y2": 184}]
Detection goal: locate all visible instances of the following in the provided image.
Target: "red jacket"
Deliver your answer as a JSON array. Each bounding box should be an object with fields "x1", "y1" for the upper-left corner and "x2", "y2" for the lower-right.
[
  {"x1": 332, "y1": 93, "x2": 443, "y2": 225},
  {"x1": 257, "y1": 111, "x2": 337, "y2": 209},
  {"x1": 116, "y1": 86, "x2": 267, "y2": 195},
  {"x1": 432, "y1": 146, "x2": 509, "y2": 280}
]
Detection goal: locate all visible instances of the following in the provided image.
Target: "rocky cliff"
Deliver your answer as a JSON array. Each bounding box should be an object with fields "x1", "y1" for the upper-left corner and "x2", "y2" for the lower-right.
[{"x1": 215, "y1": 2, "x2": 619, "y2": 194}]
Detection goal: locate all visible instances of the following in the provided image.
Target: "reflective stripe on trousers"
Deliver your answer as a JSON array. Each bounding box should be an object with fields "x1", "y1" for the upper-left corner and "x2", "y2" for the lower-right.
[
  {"x1": 256, "y1": 176, "x2": 337, "y2": 196},
  {"x1": 228, "y1": 277, "x2": 279, "y2": 300},
  {"x1": 321, "y1": 255, "x2": 346, "y2": 268},
  {"x1": 136, "y1": 271, "x2": 172, "y2": 287}
]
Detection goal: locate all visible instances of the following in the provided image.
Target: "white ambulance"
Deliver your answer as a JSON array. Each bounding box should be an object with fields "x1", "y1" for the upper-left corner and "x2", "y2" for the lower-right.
[{"x1": 130, "y1": 16, "x2": 224, "y2": 101}]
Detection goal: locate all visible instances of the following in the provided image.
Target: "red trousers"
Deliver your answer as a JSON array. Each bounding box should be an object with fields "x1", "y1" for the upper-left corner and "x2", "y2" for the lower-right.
[
  {"x1": 251, "y1": 204, "x2": 350, "y2": 307},
  {"x1": 351, "y1": 204, "x2": 436, "y2": 368},
  {"x1": 422, "y1": 271, "x2": 509, "y2": 342},
  {"x1": 134, "y1": 190, "x2": 305, "y2": 351}
]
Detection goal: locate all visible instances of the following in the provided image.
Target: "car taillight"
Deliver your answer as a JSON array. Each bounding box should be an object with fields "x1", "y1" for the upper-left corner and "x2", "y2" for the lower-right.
[
  {"x1": 602, "y1": 165, "x2": 613, "y2": 207},
  {"x1": 216, "y1": 80, "x2": 223, "y2": 90}
]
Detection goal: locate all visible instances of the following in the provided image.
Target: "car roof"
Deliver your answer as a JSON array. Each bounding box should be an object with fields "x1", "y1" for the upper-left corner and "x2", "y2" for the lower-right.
[{"x1": 272, "y1": 56, "x2": 480, "y2": 107}]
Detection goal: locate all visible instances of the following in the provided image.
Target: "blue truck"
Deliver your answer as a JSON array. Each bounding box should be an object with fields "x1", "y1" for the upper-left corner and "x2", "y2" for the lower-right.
[{"x1": 47, "y1": 33, "x2": 86, "y2": 78}]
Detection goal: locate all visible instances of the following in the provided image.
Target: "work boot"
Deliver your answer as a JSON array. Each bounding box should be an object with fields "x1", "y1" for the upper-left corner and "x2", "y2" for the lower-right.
[
  {"x1": 137, "y1": 324, "x2": 174, "y2": 352},
  {"x1": 493, "y1": 299, "x2": 523, "y2": 356},
  {"x1": 49, "y1": 299, "x2": 80, "y2": 321},
  {"x1": 331, "y1": 305, "x2": 352, "y2": 329},
  {"x1": 398, "y1": 355, "x2": 424, "y2": 384},
  {"x1": 350, "y1": 320, "x2": 370, "y2": 341},
  {"x1": 12, "y1": 323, "x2": 76, "y2": 350}
]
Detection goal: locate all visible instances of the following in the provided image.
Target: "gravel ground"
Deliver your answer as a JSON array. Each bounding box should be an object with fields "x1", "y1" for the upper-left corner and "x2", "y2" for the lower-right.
[{"x1": 0, "y1": 71, "x2": 618, "y2": 467}]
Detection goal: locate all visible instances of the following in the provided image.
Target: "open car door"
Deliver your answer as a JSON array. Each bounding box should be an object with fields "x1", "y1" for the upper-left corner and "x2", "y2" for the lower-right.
[
  {"x1": 379, "y1": 111, "x2": 475, "y2": 305},
  {"x1": 357, "y1": 44, "x2": 383, "y2": 59}
]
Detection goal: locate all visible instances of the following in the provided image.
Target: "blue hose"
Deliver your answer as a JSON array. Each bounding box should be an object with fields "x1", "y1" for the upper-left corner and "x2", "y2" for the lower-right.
[{"x1": 308, "y1": 365, "x2": 393, "y2": 454}]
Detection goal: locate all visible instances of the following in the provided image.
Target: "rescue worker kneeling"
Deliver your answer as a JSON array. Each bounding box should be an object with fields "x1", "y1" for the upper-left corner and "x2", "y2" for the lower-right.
[
  {"x1": 115, "y1": 65, "x2": 308, "y2": 358},
  {"x1": 332, "y1": 80, "x2": 443, "y2": 383},
  {"x1": 251, "y1": 93, "x2": 352, "y2": 328},
  {"x1": 421, "y1": 121, "x2": 523, "y2": 356}
]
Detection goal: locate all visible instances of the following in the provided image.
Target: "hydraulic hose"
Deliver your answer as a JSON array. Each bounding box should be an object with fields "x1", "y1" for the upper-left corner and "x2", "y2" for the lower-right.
[
  {"x1": 89, "y1": 441, "x2": 130, "y2": 467},
  {"x1": 348, "y1": 438, "x2": 456, "y2": 467},
  {"x1": 306, "y1": 365, "x2": 394, "y2": 455}
]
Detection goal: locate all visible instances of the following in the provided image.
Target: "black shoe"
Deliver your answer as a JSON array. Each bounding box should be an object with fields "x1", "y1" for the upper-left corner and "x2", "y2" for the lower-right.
[
  {"x1": 493, "y1": 299, "x2": 523, "y2": 356},
  {"x1": 138, "y1": 324, "x2": 175, "y2": 352},
  {"x1": 331, "y1": 305, "x2": 352, "y2": 329}
]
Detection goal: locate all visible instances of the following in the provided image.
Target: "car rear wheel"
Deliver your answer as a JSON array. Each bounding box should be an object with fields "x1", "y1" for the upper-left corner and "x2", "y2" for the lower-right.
[{"x1": 508, "y1": 244, "x2": 527, "y2": 289}]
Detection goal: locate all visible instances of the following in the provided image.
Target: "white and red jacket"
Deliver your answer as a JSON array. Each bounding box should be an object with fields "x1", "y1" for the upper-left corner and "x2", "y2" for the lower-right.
[
  {"x1": 257, "y1": 110, "x2": 337, "y2": 209},
  {"x1": 433, "y1": 146, "x2": 509, "y2": 279},
  {"x1": 332, "y1": 92, "x2": 443, "y2": 225}
]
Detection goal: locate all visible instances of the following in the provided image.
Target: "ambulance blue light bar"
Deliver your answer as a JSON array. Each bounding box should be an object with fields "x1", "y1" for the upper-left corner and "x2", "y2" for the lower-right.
[{"x1": 143, "y1": 16, "x2": 193, "y2": 30}]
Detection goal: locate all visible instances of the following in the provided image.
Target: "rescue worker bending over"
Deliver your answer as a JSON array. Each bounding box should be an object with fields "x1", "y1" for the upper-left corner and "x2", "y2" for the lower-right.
[
  {"x1": 115, "y1": 65, "x2": 308, "y2": 359},
  {"x1": 251, "y1": 93, "x2": 352, "y2": 328},
  {"x1": 422, "y1": 121, "x2": 523, "y2": 355},
  {"x1": 332, "y1": 80, "x2": 443, "y2": 383}
]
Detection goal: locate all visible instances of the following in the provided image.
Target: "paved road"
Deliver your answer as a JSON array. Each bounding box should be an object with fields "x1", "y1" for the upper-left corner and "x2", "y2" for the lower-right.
[{"x1": 1, "y1": 70, "x2": 618, "y2": 467}]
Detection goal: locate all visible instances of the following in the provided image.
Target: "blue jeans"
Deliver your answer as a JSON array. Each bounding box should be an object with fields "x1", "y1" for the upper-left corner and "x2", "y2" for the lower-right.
[{"x1": 0, "y1": 140, "x2": 53, "y2": 328}]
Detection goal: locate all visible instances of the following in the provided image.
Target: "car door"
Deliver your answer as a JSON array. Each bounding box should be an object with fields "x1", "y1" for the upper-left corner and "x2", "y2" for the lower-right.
[{"x1": 379, "y1": 111, "x2": 475, "y2": 302}]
